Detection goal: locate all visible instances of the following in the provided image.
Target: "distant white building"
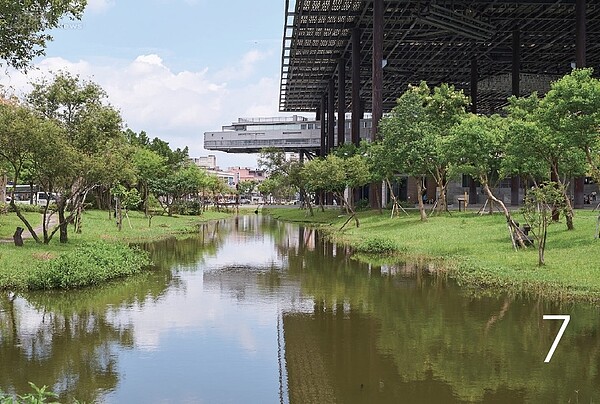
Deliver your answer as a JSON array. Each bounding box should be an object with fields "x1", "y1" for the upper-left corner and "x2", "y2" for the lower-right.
[{"x1": 190, "y1": 155, "x2": 217, "y2": 170}]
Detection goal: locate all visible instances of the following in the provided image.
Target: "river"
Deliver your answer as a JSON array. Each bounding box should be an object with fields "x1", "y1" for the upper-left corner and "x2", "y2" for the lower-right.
[{"x1": 0, "y1": 215, "x2": 598, "y2": 403}]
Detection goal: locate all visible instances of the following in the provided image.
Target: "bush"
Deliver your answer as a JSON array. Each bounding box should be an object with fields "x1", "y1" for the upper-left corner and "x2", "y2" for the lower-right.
[
  {"x1": 7, "y1": 203, "x2": 57, "y2": 214},
  {"x1": 1, "y1": 383, "x2": 62, "y2": 404},
  {"x1": 355, "y1": 198, "x2": 370, "y2": 211},
  {"x1": 355, "y1": 237, "x2": 397, "y2": 255},
  {"x1": 177, "y1": 200, "x2": 202, "y2": 215},
  {"x1": 27, "y1": 242, "x2": 151, "y2": 290}
]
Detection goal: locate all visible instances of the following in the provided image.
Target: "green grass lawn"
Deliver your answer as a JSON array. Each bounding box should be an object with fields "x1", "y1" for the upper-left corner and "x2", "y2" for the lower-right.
[
  {"x1": 0, "y1": 211, "x2": 43, "y2": 238},
  {"x1": 0, "y1": 209, "x2": 231, "y2": 289},
  {"x1": 265, "y1": 206, "x2": 600, "y2": 302}
]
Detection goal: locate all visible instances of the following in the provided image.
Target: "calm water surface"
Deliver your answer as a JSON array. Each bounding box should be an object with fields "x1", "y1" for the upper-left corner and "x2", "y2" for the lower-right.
[{"x1": 0, "y1": 215, "x2": 599, "y2": 403}]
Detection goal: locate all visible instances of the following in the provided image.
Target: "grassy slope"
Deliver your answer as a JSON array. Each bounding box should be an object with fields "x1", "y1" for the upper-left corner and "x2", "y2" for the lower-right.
[
  {"x1": 265, "y1": 207, "x2": 600, "y2": 302},
  {"x1": 0, "y1": 209, "x2": 231, "y2": 289}
]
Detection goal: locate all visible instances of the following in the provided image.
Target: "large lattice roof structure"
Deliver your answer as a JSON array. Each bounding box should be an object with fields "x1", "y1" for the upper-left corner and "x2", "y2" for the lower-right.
[{"x1": 279, "y1": 0, "x2": 600, "y2": 115}]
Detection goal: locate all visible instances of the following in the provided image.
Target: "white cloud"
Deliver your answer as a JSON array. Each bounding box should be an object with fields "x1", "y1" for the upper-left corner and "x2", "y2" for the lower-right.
[
  {"x1": 0, "y1": 51, "x2": 284, "y2": 167},
  {"x1": 213, "y1": 49, "x2": 271, "y2": 83}
]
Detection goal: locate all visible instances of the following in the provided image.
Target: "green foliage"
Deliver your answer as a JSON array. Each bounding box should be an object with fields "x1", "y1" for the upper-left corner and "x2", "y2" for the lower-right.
[
  {"x1": 0, "y1": 382, "x2": 60, "y2": 404},
  {"x1": 27, "y1": 242, "x2": 151, "y2": 290},
  {"x1": 447, "y1": 114, "x2": 506, "y2": 183},
  {"x1": 521, "y1": 183, "x2": 567, "y2": 266},
  {"x1": 379, "y1": 81, "x2": 469, "y2": 212},
  {"x1": 539, "y1": 68, "x2": 600, "y2": 183},
  {"x1": 236, "y1": 180, "x2": 257, "y2": 197},
  {"x1": 0, "y1": 1, "x2": 86, "y2": 70},
  {"x1": 177, "y1": 200, "x2": 203, "y2": 215},
  {"x1": 7, "y1": 203, "x2": 57, "y2": 214},
  {"x1": 257, "y1": 148, "x2": 304, "y2": 202},
  {"x1": 354, "y1": 198, "x2": 370, "y2": 211},
  {"x1": 112, "y1": 185, "x2": 141, "y2": 210},
  {"x1": 355, "y1": 237, "x2": 397, "y2": 255}
]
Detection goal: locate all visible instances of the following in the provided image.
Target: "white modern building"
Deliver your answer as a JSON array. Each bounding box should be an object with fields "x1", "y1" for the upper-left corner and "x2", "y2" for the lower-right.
[{"x1": 204, "y1": 115, "x2": 372, "y2": 154}]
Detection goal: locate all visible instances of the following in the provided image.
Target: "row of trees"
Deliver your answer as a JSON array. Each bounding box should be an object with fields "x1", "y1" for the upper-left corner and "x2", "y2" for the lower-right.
[
  {"x1": 260, "y1": 69, "x2": 600, "y2": 264},
  {"x1": 0, "y1": 72, "x2": 230, "y2": 244}
]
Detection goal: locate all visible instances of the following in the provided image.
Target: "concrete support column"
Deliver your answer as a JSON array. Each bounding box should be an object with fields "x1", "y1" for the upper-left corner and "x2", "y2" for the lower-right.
[
  {"x1": 328, "y1": 78, "x2": 335, "y2": 153},
  {"x1": 372, "y1": 0, "x2": 383, "y2": 141},
  {"x1": 574, "y1": 0, "x2": 586, "y2": 208},
  {"x1": 470, "y1": 58, "x2": 478, "y2": 114},
  {"x1": 576, "y1": 0, "x2": 586, "y2": 68},
  {"x1": 469, "y1": 177, "x2": 478, "y2": 205},
  {"x1": 337, "y1": 58, "x2": 346, "y2": 146},
  {"x1": 351, "y1": 28, "x2": 361, "y2": 146},
  {"x1": 320, "y1": 95, "x2": 326, "y2": 157},
  {"x1": 511, "y1": 26, "x2": 521, "y2": 206},
  {"x1": 512, "y1": 27, "x2": 520, "y2": 98},
  {"x1": 370, "y1": 0, "x2": 384, "y2": 209}
]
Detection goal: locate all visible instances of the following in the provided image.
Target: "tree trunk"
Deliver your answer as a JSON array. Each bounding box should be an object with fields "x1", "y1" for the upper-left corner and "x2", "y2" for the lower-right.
[
  {"x1": 0, "y1": 173, "x2": 6, "y2": 205},
  {"x1": 551, "y1": 165, "x2": 574, "y2": 230},
  {"x1": 144, "y1": 182, "x2": 149, "y2": 218},
  {"x1": 13, "y1": 227, "x2": 24, "y2": 247},
  {"x1": 300, "y1": 188, "x2": 314, "y2": 216},
  {"x1": 481, "y1": 182, "x2": 526, "y2": 249},
  {"x1": 337, "y1": 191, "x2": 359, "y2": 228},
  {"x1": 433, "y1": 170, "x2": 448, "y2": 214},
  {"x1": 538, "y1": 205, "x2": 547, "y2": 266},
  {"x1": 9, "y1": 200, "x2": 41, "y2": 243},
  {"x1": 116, "y1": 197, "x2": 123, "y2": 231},
  {"x1": 75, "y1": 202, "x2": 83, "y2": 233},
  {"x1": 415, "y1": 177, "x2": 427, "y2": 221},
  {"x1": 374, "y1": 183, "x2": 383, "y2": 214},
  {"x1": 57, "y1": 204, "x2": 68, "y2": 243}
]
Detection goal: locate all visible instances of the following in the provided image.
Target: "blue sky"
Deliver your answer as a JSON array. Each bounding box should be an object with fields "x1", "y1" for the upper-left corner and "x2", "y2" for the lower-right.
[{"x1": 1, "y1": 0, "x2": 292, "y2": 168}]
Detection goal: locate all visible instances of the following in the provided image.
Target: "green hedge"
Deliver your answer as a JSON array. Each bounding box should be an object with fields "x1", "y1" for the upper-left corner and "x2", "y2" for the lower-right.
[{"x1": 27, "y1": 241, "x2": 151, "y2": 290}]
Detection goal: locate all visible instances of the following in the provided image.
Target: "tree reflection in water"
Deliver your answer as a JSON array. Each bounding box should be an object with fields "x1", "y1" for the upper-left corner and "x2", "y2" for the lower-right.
[
  {"x1": 0, "y1": 220, "x2": 228, "y2": 402},
  {"x1": 275, "y1": 224, "x2": 600, "y2": 404},
  {"x1": 0, "y1": 216, "x2": 598, "y2": 403}
]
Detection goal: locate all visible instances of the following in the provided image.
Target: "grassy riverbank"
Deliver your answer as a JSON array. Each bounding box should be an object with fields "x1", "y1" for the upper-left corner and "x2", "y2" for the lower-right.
[
  {"x1": 0, "y1": 209, "x2": 231, "y2": 290},
  {"x1": 265, "y1": 207, "x2": 600, "y2": 302}
]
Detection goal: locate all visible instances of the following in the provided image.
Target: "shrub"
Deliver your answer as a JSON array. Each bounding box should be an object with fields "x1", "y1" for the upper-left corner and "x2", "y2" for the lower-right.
[
  {"x1": 1, "y1": 383, "x2": 61, "y2": 404},
  {"x1": 177, "y1": 200, "x2": 202, "y2": 215},
  {"x1": 355, "y1": 198, "x2": 370, "y2": 211},
  {"x1": 355, "y1": 237, "x2": 397, "y2": 255},
  {"x1": 27, "y1": 242, "x2": 151, "y2": 290},
  {"x1": 7, "y1": 203, "x2": 57, "y2": 214}
]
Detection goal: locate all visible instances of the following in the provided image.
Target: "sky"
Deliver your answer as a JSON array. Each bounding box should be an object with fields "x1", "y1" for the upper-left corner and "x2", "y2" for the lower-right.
[{"x1": 0, "y1": 0, "x2": 296, "y2": 169}]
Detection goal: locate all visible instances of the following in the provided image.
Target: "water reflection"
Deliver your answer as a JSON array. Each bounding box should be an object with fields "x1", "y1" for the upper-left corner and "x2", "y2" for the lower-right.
[
  {"x1": 281, "y1": 225, "x2": 600, "y2": 403},
  {"x1": 0, "y1": 216, "x2": 598, "y2": 403}
]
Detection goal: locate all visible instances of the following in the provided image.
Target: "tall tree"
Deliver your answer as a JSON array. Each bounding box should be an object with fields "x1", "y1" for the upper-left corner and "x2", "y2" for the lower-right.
[
  {"x1": 27, "y1": 72, "x2": 125, "y2": 242},
  {"x1": 0, "y1": 0, "x2": 86, "y2": 70},
  {"x1": 258, "y1": 148, "x2": 312, "y2": 214},
  {"x1": 381, "y1": 82, "x2": 469, "y2": 215},
  {"x1": 132, "y1": 147, "x2": 167, "y2": 216},
  {"x1": 447, "y1": 114, "x2": 528, "y2": 248},
  {"x1": 302, "y1": 154, "x2": 370, "y2": 227},
  {"x1": 379, "y1": 87, "x2": 439, "y2": 220},
  {"x1": 506, "y1": 92, "x2": 586, "y2": 231},
  {"x1": 0, "y1": 100, "x2": 77, "y2": 243},
  {"x1": 539, "y1": 68, "x2": 600, "y2": 187}
]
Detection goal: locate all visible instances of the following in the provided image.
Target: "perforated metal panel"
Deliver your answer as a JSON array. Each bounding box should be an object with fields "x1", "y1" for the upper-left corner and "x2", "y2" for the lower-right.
[{"x1": 280, "y1": 0, "x2": 600, "y2": 114}]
